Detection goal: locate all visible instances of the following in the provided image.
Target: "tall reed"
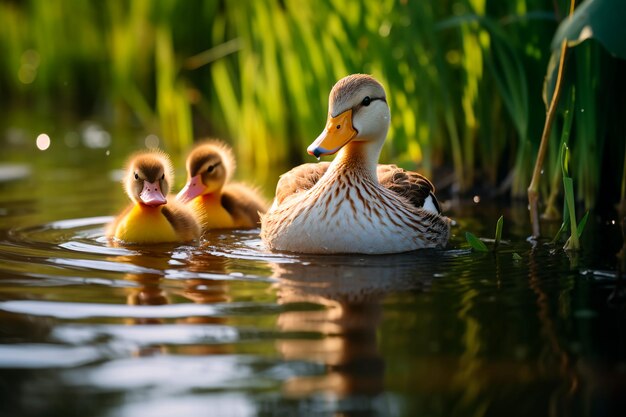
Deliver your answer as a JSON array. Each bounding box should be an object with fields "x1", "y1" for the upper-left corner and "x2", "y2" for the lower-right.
[{"x1": 0, "y1": 0, "x2": 623, "y2": 208}]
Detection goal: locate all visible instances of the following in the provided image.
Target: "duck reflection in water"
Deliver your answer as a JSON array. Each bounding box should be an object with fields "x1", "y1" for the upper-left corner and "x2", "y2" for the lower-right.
[
  {"x1": 110, "y1": 248, "x2": 232, "y2": 356},
  {"x1": 270, "y1": 252, "x2": 434, "y2": 402}
]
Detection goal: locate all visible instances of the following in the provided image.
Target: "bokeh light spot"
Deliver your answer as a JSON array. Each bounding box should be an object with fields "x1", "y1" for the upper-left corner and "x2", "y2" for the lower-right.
[
  {"x1": 36, "y1": 133, "x2": 51, "y2": 151},
  {"x1": 145, "y1": 134, "x2": 160, "y2": 149}
]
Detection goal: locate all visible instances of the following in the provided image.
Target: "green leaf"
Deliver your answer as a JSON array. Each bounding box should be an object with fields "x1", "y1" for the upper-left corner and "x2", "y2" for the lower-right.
[
  {"x1": 577, "y1": 210, "x2": 590, "y2": 238},
  {"x1": 551, "y1": 220, "x2": 568, "y2": 244},
  {"x1": 494, "y1": 215, "x2": 503, "y2": 250},
  {"x1": 559, "y1": 87, "x2": 576, "y2": 146},
  {"x1": 551, "y1": 0, "x2": 626, "y2": 59},
  {"x1": 512, "y1": 253, "x2": 523, "y2": 261},
  {"x1": 561, "y1": 142, "x2": 571, "y2": 178},
  {"x1": 544, "y1": 0, "x2": 626, "y2": 105},
  {"x1": 563, "y1": 176, "x2": 580, "y2": 250},
  {"x1": 465, "y1": 232, "x2": 489, "y2": 252}
]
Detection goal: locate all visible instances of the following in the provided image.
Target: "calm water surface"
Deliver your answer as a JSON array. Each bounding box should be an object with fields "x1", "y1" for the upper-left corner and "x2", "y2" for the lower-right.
[{"x1": 0, "y1": 134, "x2": 625, "y2": 417}]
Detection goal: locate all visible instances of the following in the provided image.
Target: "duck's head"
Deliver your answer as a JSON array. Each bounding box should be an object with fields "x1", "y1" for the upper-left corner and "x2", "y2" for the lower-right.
[
  {"x1": 177, "y1": 141, "x2": 234, "y2": 203},
  {"x1": 124, "y1": 150, "x2": 173, "y2": 207},
  {"x1": 308, "y1": 74, "x2": 390, "y2": 158}
]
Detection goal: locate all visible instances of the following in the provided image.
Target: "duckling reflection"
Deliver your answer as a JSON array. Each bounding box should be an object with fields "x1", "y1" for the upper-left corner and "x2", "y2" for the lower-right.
[
  {"x1": 179, "y1": 249, "x2": 231, "y2": 325},
  {"x1": 112, "y1": 250, "x2": 173, "y2": 327},
  {"x1": 271, "y1": 253, "x2": 435, "y2": 399},
  {"x1": 110, "y1": 248, "x2": 233, "y2": 356},
  {"x1": 125, "y1": 272, "x2": 169, "y2": 325}
]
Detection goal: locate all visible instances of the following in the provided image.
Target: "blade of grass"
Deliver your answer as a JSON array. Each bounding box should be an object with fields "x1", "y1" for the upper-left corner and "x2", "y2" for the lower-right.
[
  {"x1": 466, "y1": 232, "x2": 489, "y2": 252},
  {"x1": 494, "y1": 215, "x2": 504, "y2": 250},
  {"x1": 576, "y1": 210, "x2": 589, "y2": 239},
  {"x1": 563, "y1": 175, "x2": 579, "y2": 250}
]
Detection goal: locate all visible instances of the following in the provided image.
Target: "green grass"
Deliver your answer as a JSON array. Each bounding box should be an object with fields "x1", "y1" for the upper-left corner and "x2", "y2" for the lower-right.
[
  {"x1": 465, "y1": 214, "x2": 504, "y2": 252},
  {"x1": 0, "y1": 0, "x2": 624, "y2": 211}
]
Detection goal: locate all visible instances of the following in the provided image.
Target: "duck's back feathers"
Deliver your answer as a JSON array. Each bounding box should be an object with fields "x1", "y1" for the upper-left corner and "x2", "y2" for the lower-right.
[
  {"x1": 221, "y1": 183, "x2": 268, "y2": 228},
  {"x1": 274, "y1": 162, "x2": 330, "y2": 205},
  {"x1": 376, "y1": 164, "x2": 441, "y2": 214},
  {"x1": 274, "y1": 161, "x2": 440, "y2": 213}
]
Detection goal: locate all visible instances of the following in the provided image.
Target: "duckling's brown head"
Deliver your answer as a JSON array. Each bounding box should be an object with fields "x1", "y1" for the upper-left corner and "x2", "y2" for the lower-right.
[
  {"x1": 124, "y1": 150, "x2": 173, "y2": 207},
  {"x1": 177, "y1": 140, "x2": 235, "y2": 203},
  {"x1": 308, "y1": 74, "x2": 390, "y2": 158}
]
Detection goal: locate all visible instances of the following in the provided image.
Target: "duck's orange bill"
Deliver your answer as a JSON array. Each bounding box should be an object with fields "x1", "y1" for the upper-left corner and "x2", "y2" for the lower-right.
[
  {"x1": 307, "y1": 109, "x2": 357, "y2": 158},
  {"x1": 139, "y1": 180, "x2": 167, "y2": 207},
  {"x1": 176, "y1": 174, "x2": 204, "y2": 203}
]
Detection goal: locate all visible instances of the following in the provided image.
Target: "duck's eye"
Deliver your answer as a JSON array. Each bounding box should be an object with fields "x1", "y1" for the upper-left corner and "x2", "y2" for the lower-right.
[
  {"x1": 207, "y1": 165, "x2": 215, "y2": 173},
  {"x1": 362, "y1": 96, "x2": 371, "y2": 106},
  {"x1": 160, "y1": 173, "x2": 165, "y2": 180},
  {"x1": 134, "y1": 173, "x2": 139, "y2": 180}
]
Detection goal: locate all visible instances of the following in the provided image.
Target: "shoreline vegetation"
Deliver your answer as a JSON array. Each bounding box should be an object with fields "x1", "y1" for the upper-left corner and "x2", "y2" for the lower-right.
[{"x1": 1, "y1": 0, "x2": 624, "y2": 215}]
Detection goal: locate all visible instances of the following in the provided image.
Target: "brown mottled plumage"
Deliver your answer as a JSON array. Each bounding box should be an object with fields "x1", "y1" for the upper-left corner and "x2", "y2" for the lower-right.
[
  {"x1": 275, "y1": 161, "x2": 440, "y2": 212},
  {"x1": 261, "y1": 74, "x2": 451, "y2": 254},
  {"x1": 177, "y1": 140, "x2": 268, "y2": 230}
]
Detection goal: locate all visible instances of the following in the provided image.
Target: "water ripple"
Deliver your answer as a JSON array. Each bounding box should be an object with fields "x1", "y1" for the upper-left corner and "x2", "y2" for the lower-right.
[
  {"x1": 0, "y1": 300, "x2": 282, "y2": 319},
  {"x1": 0, "y1": 344, "x2": 102, "y2": 369}
]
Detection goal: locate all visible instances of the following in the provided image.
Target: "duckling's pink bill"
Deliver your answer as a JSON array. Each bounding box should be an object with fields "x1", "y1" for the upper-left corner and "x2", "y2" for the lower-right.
[
  {"x1": 307, "y1": 109, "x2": 358, "y2": 158},
  {"x1": 177, "y1": 175, "x2": 204, "y2": 203},
  {"x1": 139, "y1": 180, "x2": 167, "y2": 206}
]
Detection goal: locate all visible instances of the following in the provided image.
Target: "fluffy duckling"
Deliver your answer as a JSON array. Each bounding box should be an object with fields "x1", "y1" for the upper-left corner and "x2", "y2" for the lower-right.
[
  {"x1": 176, "y1": 140, "x2": 267, "y2": 230},
  {"x1": 107, "y1": 150, "x2": 200, "y2": 244},
  {"x1": 261, "y1": 74, "x2": 451, "y2": 254}
]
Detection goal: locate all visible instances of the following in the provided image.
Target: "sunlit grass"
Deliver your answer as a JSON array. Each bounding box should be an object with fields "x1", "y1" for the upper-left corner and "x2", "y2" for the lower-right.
[{"x1": 0, "y1": 0, "x2": 624, "y2": 211}]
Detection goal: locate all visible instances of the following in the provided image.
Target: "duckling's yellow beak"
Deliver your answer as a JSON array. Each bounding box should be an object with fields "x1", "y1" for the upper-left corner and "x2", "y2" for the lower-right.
[
  {"x1": 177, "y1": 174, "x2": 205, "y2": 203},
  {"x1": 307, "y1": 109, "x2": 358, "y2": 158},
  {"x1": 139, "y1": 180, "x2": 167, "y2": 207}
]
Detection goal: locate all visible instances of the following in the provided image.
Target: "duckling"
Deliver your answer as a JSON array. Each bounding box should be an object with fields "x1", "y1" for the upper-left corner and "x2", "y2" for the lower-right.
[
  {"x1": 261, "y1": 74, "x2": 451, "y2": 254},
  {"x1": 107, "y1": 150, "x2": 200, "y2": 244},
  {"x1": 176, "y1": 140, "x2": 267, "y2": 230}
]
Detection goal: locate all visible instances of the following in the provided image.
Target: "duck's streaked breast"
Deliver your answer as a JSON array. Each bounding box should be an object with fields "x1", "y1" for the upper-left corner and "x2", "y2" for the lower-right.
[{"x1": 262, "y1": 170, "x2": 449, "y2": 254}]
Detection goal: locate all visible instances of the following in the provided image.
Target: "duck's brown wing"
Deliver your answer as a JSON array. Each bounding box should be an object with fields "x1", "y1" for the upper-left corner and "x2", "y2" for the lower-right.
[
  {"x1": 274, "y1": 162, "x2": 331, "y2": 205},
  {"x1": 376, "y1": 164, "x2": 441, "y2": 213},
  {"x1": 162, "y1": 201, "x2": 201, "y2": 241},
  {"x1": 221, "y1": 182, "x2": 268, "y2": 228}
]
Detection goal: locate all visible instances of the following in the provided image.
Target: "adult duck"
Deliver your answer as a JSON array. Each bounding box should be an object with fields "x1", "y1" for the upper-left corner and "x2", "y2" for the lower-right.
[
  {"x1": 107, "y1": 150, "x2": 200, "y2": 244},
  {"x1": 177, "y1": 140, "x2": 267, "y2": 230},
  {"x1": 261, "y1": 74, "x2": 450, "y2": 254}
]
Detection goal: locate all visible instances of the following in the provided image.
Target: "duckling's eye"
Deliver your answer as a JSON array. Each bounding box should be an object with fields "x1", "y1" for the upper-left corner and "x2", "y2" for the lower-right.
[
  {"x1": 207, "y1": 165, "x2": 215, "y2": 173},
  {"x1": 134, "y1": 173, "x2": 139, "y2": 180},
  {"x1": 362, "y1": 96, "x2": 371, "y2": 106},
  {"x1": 160, "y1": 173, "x2": 165, "y2": 180}
]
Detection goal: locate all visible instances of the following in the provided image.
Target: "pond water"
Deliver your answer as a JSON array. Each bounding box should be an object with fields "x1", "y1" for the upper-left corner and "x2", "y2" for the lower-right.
[{"x1": 0, "y1": 130, "x2": 625, "y2": 417}]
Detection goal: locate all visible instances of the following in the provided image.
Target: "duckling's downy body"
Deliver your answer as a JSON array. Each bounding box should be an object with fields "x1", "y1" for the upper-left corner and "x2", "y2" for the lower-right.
[
  {"x1": 177, "y1": 141, "x2": 267, "y2": 230},
  {"x1": 107, "y1": 150, "x2": 200, "y2": 244},
  {"x1": 261, "y1": 74, "x2": 451, "y2": 254}
]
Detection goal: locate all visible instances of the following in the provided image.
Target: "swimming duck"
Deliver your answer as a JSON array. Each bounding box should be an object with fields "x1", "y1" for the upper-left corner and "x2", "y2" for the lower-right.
[
  {"x1": 176, "y1": 140, "x2": 267, "y2": 230},
  {"x1": 107, "y1": 150, "x2": 200, "y2": 244},
  {"x1": 261, "y1": 74, "x2": 451, "y2": 254}
]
